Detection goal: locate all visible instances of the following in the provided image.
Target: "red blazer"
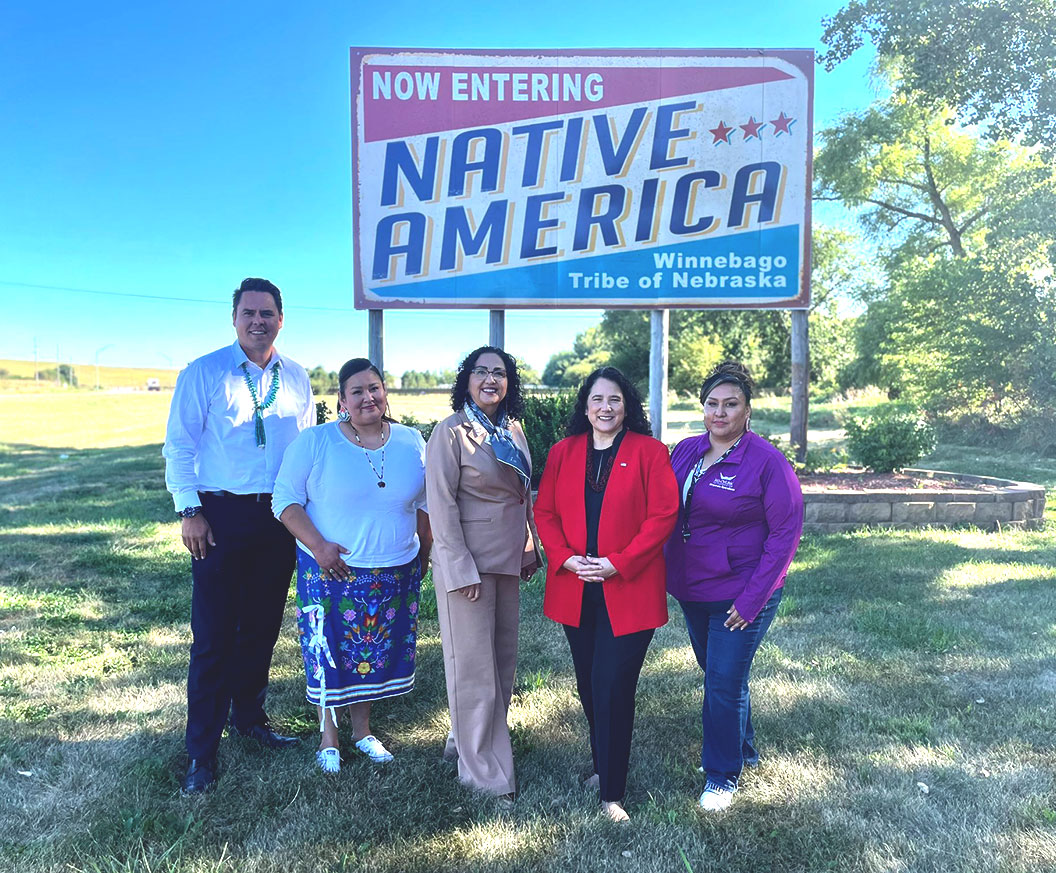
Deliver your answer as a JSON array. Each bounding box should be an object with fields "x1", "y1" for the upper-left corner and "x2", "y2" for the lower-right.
[{"x1": 536, "y1": 430, "x2": 679, "y2": 636}]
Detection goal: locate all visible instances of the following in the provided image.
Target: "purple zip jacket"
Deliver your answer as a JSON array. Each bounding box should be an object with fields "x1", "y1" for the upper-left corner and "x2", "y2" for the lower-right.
[{"x1": 665, "y1": 430, "x2": 804, "y2": 623}]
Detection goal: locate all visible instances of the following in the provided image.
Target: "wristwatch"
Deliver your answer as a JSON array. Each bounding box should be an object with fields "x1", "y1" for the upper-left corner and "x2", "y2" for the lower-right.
[{"x1": 178, "y1": 506, "x2": 203, "y2": 519}]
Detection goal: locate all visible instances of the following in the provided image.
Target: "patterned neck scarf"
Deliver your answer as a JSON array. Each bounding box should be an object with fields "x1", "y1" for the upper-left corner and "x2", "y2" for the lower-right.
[
  {"x1": 463, "y1": 400, "x2": 531, "y2": 490},
  {"x1": 240, "y1": 360, "x2": 281, "y2": 448}
]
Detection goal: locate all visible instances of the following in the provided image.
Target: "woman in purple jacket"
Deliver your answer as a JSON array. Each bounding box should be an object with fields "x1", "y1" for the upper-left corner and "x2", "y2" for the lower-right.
[{"x1": 665, "y1": 362, "x2": 803, "y2": 812}]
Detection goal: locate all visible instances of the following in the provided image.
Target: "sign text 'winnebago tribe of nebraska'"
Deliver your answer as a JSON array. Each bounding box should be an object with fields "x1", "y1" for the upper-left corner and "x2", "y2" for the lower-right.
[{"x1": 350, "y1": 48, "x2": 813, "y2": 309}]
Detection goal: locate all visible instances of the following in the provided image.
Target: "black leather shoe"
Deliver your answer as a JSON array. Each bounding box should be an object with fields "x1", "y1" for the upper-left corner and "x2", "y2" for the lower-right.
[
  {"x1": 234, "y1": 723, "x2": 300, "y2": 749},
  {"x1": 181, "y1": 758, "x2": 217, "y2": 794}
]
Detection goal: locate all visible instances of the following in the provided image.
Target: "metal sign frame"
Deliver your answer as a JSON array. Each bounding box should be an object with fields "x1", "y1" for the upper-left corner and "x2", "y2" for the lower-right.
[{"x1": 350, "y1": 47, "x2": 813, "y2": 311}]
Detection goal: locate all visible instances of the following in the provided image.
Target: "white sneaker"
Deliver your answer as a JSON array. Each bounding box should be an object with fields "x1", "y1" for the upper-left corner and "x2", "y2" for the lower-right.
[
  {"x1": 316, "y1": 747, "x2": 341, "y2": 774},
  {"x1": 354, "y1": 734, "x2": 394, "y2": 763},
  {"x1": 699, "y1": 781, "x2": 735, "y2": 812}
]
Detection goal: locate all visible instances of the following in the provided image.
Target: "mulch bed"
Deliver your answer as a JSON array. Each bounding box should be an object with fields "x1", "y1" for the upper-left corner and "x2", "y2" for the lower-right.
[{"x1": 799, "y1": 472, "x2": 1003, "y2": 493}]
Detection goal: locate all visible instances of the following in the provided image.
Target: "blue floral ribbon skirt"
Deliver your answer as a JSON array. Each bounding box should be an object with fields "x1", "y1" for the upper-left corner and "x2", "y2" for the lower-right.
[{"x1": 295, "y1": 550, "x2": 422, "y2": 718}]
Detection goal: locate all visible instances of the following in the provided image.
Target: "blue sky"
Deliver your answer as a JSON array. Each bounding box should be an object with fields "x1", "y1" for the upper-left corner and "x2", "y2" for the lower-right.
[{"x1": 1, "y1": 1, "x2": 874, "y2": 376}]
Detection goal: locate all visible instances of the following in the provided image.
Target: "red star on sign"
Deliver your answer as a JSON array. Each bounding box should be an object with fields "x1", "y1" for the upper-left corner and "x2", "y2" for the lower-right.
[
  {"x1": 709, "y1": 120, "x2": 734, "y2": 145},
  {"x1": 740, "y1": 116, "x2": 764, "y2": 140},
  {"x1": 770, "y1": 111, "x2": 794, "y2": 135}
]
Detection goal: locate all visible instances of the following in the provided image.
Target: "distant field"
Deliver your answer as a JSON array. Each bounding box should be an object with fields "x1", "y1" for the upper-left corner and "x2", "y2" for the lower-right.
[
  {"x1": 0, "y1": 358, "x2": 179, "y2": 391},
  {"x1": 0, "y1": 391, "x2": 456, "y2": 450},
  {"x1": 0, "y1": 393, "x2": 172, "y2": 448}
]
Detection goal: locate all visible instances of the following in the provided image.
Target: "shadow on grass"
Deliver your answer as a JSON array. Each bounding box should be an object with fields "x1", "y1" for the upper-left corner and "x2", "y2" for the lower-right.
[
  {"x1": 3, "y1": 441, "x2": 1056, "y2": 871},
  {"x1": 1, "y1": 442, "x2": 171, "y2": 523}
]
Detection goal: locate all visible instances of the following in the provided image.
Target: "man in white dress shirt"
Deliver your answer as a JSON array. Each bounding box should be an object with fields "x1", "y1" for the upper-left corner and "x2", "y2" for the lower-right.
[{"x1": 163, "y1": 278, "x2": 314, "y2": 793}]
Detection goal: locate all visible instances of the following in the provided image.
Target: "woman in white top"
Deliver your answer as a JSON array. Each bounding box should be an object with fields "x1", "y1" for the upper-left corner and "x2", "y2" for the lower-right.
[{"x1": 273, "y1": 358, "x2": 431, "y2": 773}]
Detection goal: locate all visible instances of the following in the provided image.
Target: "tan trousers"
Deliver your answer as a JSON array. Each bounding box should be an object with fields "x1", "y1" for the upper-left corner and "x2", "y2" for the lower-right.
[{"x1": 436, "y1": 572, "x2": 519, "y2": 795}]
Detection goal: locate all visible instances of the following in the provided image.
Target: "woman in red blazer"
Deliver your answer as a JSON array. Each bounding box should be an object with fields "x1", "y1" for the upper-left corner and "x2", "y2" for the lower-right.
[{"x1": 535, "y1": 366, "x2": 679, "y2": 822}]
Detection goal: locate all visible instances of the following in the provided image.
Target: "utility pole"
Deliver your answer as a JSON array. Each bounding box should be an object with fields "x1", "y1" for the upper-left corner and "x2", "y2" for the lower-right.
[{"x1": 95, "y1": 344, "x2": 114, "y2": 390}]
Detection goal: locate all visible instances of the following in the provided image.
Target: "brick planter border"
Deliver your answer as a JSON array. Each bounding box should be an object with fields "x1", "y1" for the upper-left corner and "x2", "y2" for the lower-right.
[{"x1": 802, "y1": 468, "x2": 1046, "y2": 534}]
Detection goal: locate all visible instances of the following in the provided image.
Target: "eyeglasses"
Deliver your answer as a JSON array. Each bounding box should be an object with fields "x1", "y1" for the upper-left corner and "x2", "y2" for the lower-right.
[{"x1": 470, "y1": 367, "x2": 507, "y2": 380}]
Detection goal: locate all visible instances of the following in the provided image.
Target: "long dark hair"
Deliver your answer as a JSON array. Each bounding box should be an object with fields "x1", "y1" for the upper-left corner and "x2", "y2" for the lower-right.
[
  {"x1": 338, "y1": 357, "x2": 395, "y2": 422},
  {"x1": 450, "y1": 346, "x2": 525, "y2": 419},
  {"x1": 566, "y1": 366, "x2": 652, "y2": 437}
]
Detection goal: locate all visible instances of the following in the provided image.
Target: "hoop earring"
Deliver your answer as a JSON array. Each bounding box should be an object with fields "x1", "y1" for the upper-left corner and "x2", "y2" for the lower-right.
[
  {"x1": 745, "y1": 415, "x2": 752, "y2": 432},
  {"x1": 337, "y1": 409, "x2": 350, "y2": 423}
]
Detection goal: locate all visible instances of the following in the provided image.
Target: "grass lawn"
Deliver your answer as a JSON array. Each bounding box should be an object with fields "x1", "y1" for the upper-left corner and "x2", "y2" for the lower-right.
[{"x1": 1, "y1": 394, "x2": 1054, "y2": 872}]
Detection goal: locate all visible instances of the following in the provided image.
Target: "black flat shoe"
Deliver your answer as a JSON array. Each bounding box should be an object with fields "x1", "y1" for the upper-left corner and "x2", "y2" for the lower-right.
[
  {"x1": 181, "y1": 758, "x2": 217, "y2": 794},
  {"x1": 234, "y1": 723, "x2": 299, "y2": 749}
]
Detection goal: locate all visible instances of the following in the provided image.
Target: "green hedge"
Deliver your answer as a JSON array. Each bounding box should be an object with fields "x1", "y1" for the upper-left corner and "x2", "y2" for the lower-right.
[
  {"x1": 843, "y1": 408, "x2": 937, "y2": 473},
  {"x1": 522, "y1": 392, "x2": 577, "y2": 487},
  {"x1": 396, "y1": 393, "x2": 577, "y2": 488}
]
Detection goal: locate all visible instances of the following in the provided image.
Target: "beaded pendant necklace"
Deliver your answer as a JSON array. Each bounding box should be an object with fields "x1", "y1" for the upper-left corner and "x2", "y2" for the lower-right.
[
  {"x1": 348, "y1": 421, "x2": 388, "y2": 487},
  {"x1": 240, "y1": 361, "x2": 281, "y2": 448}
]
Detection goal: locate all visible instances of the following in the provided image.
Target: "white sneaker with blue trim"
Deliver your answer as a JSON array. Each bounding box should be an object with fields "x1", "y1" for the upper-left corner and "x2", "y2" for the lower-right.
[
  {"x1": 316, "y1": 747, "x2": 341, "y2": 774},
  {"x1": 699, "y1": 780, "x2": 735, "y2": 812},
  {"x1": 354, "y1": 734, "x2": 394, "y2": 763}
]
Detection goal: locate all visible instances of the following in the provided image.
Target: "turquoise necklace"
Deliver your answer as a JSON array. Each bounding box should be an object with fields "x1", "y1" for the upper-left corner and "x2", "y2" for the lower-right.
[{"x1": 240, "y1": 360, "x2": 281, "y2": 448}]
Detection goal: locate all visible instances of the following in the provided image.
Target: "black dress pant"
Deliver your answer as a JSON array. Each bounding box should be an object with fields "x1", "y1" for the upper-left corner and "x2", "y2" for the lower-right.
[
  {"x1": 563, "y1": 583, "x2": 654, "y2": 802},
  {"x1": 185, "y1": 491, "x2": 295, "y2": 760}
]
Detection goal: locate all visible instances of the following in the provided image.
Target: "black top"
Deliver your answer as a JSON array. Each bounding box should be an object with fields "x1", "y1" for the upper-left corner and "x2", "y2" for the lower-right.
[{"x1": 584, "y1": 429, "x2": 626, "y2": 557}]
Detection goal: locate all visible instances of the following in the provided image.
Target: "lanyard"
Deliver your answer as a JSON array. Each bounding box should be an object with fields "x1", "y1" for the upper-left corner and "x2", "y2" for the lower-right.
[{"x1": 680, "y1": 436, "x2": 742, "y2": 542}]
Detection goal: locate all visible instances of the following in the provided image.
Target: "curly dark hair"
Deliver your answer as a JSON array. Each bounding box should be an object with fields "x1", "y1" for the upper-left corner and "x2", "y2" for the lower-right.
[
  {"x1": 566, "y1": 366, "x2": 652, "y2": 437},
  {"x1": 450, "y1": 346, "x2": 525, "y2": 419},
  {"x1": 699, "y1": 360, "x2": 756, "y2": 407}
]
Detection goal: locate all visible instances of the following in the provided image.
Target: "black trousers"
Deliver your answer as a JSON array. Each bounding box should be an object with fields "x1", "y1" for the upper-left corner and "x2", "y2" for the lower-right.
[
  {"x1": 185, "y1": 491, "x2": 295, "y2": 760},
  {"x1": 563, "y1": 583, "x2": 654, "y2": 802}
]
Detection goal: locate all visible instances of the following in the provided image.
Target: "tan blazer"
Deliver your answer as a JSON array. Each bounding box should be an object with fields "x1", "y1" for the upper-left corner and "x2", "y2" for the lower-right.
[{"x1": 426, "y1": 410, "x2": 540, "y2": 592}]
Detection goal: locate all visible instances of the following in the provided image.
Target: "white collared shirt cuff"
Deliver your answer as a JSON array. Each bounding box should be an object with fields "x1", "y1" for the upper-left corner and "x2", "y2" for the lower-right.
[{"x1": 173, "y1": 489, "x2": 201, "y2": 513}]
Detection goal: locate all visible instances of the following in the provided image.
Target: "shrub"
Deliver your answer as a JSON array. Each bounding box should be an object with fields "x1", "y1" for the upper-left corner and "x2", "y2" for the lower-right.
[
  {"x1": 39, "y1": 365, "x2": 77, "y2": 386},
  {"x1": 521, "y1": 392, "x2": 577, "y2": 487},
  {"x1": 396, "y1": 395, "x2": 574, "y2": 486},
  {"x1": 763, "y1": 434, "x2": 850, "y2": 474},
  {"x1": 400, "y1": 414, "x2": 437, "y2": 443},
  {"x1": 843, "y1": 408, "x2": 937, "y2": 473},
  {"x1": 315, "y1": 400, "x2": 331, "y2": 425}
]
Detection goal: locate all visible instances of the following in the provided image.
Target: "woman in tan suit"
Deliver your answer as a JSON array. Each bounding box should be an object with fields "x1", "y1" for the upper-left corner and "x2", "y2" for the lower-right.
[{"x1": 426, "y1": 346, "x2": 539, "y2": 800}]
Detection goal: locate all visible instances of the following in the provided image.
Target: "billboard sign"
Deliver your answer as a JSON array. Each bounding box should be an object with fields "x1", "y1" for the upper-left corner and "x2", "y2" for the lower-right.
[{"x1": 350, "y1": 48, "x2": 813, "y2": 309}]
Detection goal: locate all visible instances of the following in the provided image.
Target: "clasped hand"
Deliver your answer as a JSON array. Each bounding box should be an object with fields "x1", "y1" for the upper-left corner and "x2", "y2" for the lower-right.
[{"x1": 563, "y1": 555, "x2": 616, "y2": 583}]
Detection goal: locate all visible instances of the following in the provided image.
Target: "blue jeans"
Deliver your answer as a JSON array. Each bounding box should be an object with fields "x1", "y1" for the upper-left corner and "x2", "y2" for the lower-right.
[{"x1": 678, "y1": 589, "x2": 782, "y2": 788}]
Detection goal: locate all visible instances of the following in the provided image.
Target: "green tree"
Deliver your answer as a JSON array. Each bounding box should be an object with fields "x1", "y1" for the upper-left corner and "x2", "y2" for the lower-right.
[
  {"x1": 814, "y1": 99, "x2": 1051, "y2": 262},
  {"x1": 40, "y1": 365, "x2": 78, "y2": 386},
  {"x1": 308, "y1": 366, "x2": 337, "y2": 395},
  {"x1": 517, "y1": 362, "x2": 542, "y2": 385},
  {"x1": 399, "y1": 369, "x2": 457, "y2": 388},
  {"x1": 597, "y1": 227, "x2": 865, "y2": 397},
  {"x1": 816, "y1": 92, "x2": 1056, "y2": 419},
  {"x1": 541, "y1": 326, "x2": 609, "y2": 387},
  {"x1": 875, "y1": 254, "x2": 1055, "y2": 418},
  {"x1": 820, "y1": 0, "x2": 1056, "y2": 146}
]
